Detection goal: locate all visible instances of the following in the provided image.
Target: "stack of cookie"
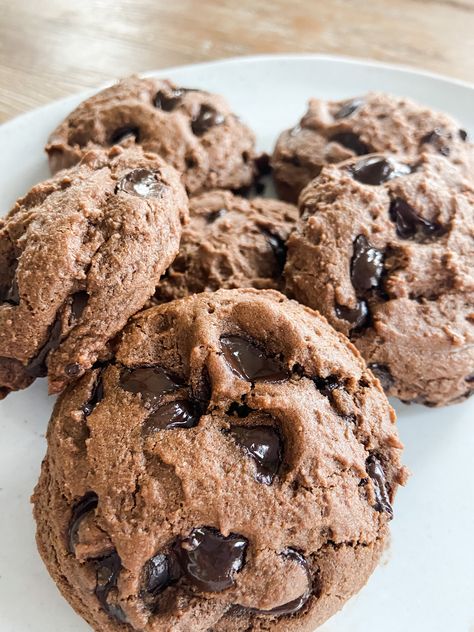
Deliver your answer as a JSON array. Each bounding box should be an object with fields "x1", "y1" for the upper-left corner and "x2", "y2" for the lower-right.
[{"x1": 1, "y1": 77, "x2": 472, "y2": 631}]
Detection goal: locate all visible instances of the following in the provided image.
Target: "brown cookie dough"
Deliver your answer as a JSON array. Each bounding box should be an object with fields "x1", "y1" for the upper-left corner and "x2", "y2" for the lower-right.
[
  {"x1": 154, "y1": 190, "x2": 298, "y2": 303},
  {"x1": 272, "y1": 91, "x2": 473, "y2": 202},
  {"x1": 0, "y1": 146, "x2": 188, "y2": 397},
  {"x1": 46, "y1": 76, "x2": 256, "y2": 196},
  {"x1": 285, "y1": 153, "x2": 474, "y2": 406},
  {"x1": 33, "y1": 288, "x2": 406, "y2": 632}
]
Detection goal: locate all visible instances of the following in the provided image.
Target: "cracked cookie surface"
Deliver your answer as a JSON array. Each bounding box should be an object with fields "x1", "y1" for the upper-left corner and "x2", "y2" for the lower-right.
[
  {"x1": 153, "y1": 190, "x2": 298, "y2": 303},
  {"x1": 0, "y1": 145, "x2": 188, "y2": 396},
  {"x1": 285, "y1": 153, "x2": 474, "y2": 406},
  {"x1": 46, "y1": 76, "x2": 256, "y2": 196},
  {"x1": 271, "y1": 91, "x2": 474, "y2": 202},
  {"x1": 33, "y1": 288, "x2": 406, "y2": 632}
]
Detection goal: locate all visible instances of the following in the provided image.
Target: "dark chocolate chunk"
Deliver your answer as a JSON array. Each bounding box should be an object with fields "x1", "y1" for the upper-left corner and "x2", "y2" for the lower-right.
[
  {"x1": 70, "y1": 291, "x2": 89, "y2": 322},
  {"x1": 142, "y1": 552, "x2": 181, "y2": 603},
  {"x1": 334, "y1": 97, "x2": 364, "y2": 120},
  {"x1": 459, "y1": 129, "x2": 468, "y2": 141},
  {"x1": 330, "y1": 132, "x2": 370, "y2": 155},
  {"x1": 26, "y1": 316, "x2": 63, "y2": 378},
  {"x1": 389, "y1": 197, "x2": 446, "y2": 241},
  {"x1": 350, "y1": 156, "x2": 412, "y2": 185},
  {"x1": 206, "y1": 208, "x2": 227, "y2": 223},
  {"x1": 154, "y1": 88, "x2": 184, "y2": 111},
  {"x1": 110, "y1": 126, "x2": 140, "y2": 145},
  {"x1": 83, "y1": 371, "x2": 105, "y2": 416},
  {"x1": 191, "y1": 105, "x2": 224, "y2": 136},
  {"x1": 230, "y1": 425, "x2": 282, "y2": 484},
  {"x1": 1, "y1": 276, "x2": 20, "y2": 305},
  {"x1": 420, "y1": 128, "x2": 451, "y2": 156},
  {"x1": 64, "y1": 362, "x2": 81, "y2": 377},
  {"x1": 335, "y1": 300, "x2": 369, "y2": 330},
  {"x1": 368, "y1": 363, "x2": 393, "y2": 391},
  {"x1": 221, "y1": 336, "x2": 288, "y2": 382},
  {"x1": 115, "y1": 168, "x2": 164, "y2": 198},
  {"x1": 175, "y1": 526, "x2": 248, "y2": 592},
  {"x1": 68, "y1": 492, "x2": 98, "y2": 553},
  {"x1": 366, "y1": 455, "x2": 393, "y2": 518},
  {"x1": 351, "y1": 235, "x2": 384, "y2": 293},
  {"x1": 95, "y1": 551, "x2": 127, "y2": 622},
  {"x1": 143, "y1": 400, "x2": 199, "y2": 434},
  {"x1": 120, "y1": 366, "x2": 179, "y2": 407}
]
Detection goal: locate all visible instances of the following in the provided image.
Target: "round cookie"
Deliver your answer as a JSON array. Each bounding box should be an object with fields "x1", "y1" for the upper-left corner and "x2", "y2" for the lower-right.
[
  {"x1": 46, "y1": 76, "x2": 256, "y2": 196},
  {"x1": 0, "y1": 146, "x2": 188, "y2": 397},
  {"x1": 271, "y1": 91, "x2": 473, "y2": 202},
  {"x1": 285, "y1": 153, "x2": 474, "y2": 406},
  {"x1": 154, "y1": 190, "x2": 298, "y2": 303},
  {"x1": 33, "y1": 288, "x2": 406, "y2": 632}
]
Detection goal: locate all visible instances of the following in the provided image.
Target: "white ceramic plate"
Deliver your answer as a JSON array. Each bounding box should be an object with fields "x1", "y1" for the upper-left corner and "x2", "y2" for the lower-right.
[{"x1": 0, "y1": 55, "x2": 473, "y2": 632}]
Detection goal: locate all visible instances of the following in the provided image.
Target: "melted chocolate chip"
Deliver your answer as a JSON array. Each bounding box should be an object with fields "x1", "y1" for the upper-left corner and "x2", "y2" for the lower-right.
[
  {"x1": 221, "y1": 336, "x2": 288, "y2": 382},
  {"x1": 351, "y1": 235, "x2": 384, "y2": 293},
  {"x1": 154, "y1": 88, "x2": 184, "y2": 111},
  {"x1": 266, "y1": 549, "x2": 311, "y2": 615},
  {"x1": 64, "y1": 363, "x2": 81, "y2": 377},
  {"x1": 230, "y1": 425, "x2": 281, "y2": 484},
  {"x1": 389, "y1": 197, "x2": 446, "y2": 241},
  {"x1": 143, "y1": 552, "x2": 181, "y2": 602},
  {"x1": 70, "y1": 291, "x2": 89, "y2": 321},
  {"x1": 95, "y1": 551, "x2": 127, "y2": 622},
  {"x1": 191, "y1": 105, "x2": 225, "y2": 136},
  {"x1": 350, "y1": 156, "x2": 412, "y2": 185},
  {"x1": 335, "y1": 300, "x2": 369, "y2": 330},
  {"x1": 330, "y1": 132, "x2": 370, "y2": 155},
  {"x1": 115, "y1": 168, "x2": 164, "y2": 198},
  {"x1": 175, "y1": 527, "x2": 248, "y2": 592},
  {"x1": 420, "y1": 128, "x2": 451, "y2": 156},
  {"x1": 26, "y1": 316, "x2": 63, "y2": 377},
  {"x1": 206, "y1": 208, "x2": 227, "y2": 223},
  {"x1": 110, "y1": 126, "x2": 140, "y2": 145},
  {"x1": 68, "y1": 492, "x2": 98, "y2": 553},
  {"x1": 366, "y1": 455, "x2": 393, "y2": 518},
  {"x1": 261, "y1": 230, "x2": 287, "y2": 273},
  {"x1": 368, "y1": 363, "x2": 393, "y2": 391},
  {"x1": 120, "y1": 366, "x2": 179, "y2": 407},
  {"x1": 459, "y1": 129, "x2": 468, "y2": 142},
  {"x1": 334, "y1": 97, "x2": 364, "y2": 120},
  {"x1": 1, "y1": 276, "x2": 19, "y2": 305},
  {"x1": 83, "y1": 371, "x2": 105, "y2": 416},
  {"x1": 142, "y1": 400, "x2": 199, "y2": 434}
]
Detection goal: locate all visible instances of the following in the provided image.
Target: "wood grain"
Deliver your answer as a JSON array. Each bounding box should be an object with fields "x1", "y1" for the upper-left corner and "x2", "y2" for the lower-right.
[{"x1": 0, "y1": 0, "x2": 473, "y2": 123}]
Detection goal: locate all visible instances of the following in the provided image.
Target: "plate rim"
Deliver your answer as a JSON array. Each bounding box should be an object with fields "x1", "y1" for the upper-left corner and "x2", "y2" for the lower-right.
[{"x1": 1, "y1": 52, "x2": 473, "y2": 133}]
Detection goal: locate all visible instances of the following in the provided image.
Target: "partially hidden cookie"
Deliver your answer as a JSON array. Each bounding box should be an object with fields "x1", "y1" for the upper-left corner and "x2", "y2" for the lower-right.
[
  {"x1": 285, "y1": 153, "x2": 474, "y2": 406},
  {"x1": 33, "y1": 288, "x2": 407, "y2": 632},
  {"x1": 0, "y1": 146, "x2": 188, "y2": 397},
  {"x1": 154, "y1": 190, "x2": 298, "y2": 303},
  {"x1": 271, "y1": 91, "x2": 473, "y2": 202},
  {"x1": 46, "y1": 76, "x2": 256, "y2": 196}
]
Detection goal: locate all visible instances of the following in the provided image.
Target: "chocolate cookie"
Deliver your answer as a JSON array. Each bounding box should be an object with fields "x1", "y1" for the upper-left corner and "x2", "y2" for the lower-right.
[
  {"x1": 46, "y1": 76, "x2": 256, "y2": 196},
  {"x1": 0, "y1": 146, "x2": 188, "y2": 397},
  {"x1": 272, "y1": 91, "x2": 473, "y2": 202},
  {"x1": 33, "y1": 289, "x2": 406, "y2": 632},
  {"x1": 154, "y1": 190, "x2": 298, "y2": 303},
  {"x1": 285, "y1": 153, "x2": 474, "y2": 406}
]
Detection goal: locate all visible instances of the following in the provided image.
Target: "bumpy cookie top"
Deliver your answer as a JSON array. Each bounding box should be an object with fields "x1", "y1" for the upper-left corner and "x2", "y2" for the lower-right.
[
  {"x1": 46, "y1": 76, "x2": 256, "y2": 195},
  {"x1": 154, "y1": 190, "x2": 298, "y2": 302},
  {"x1": 33, "y1": 289, "x2": 406, "y2": 632},
  {"x1": 0, "y1": 146, "x2": 188, "y2": 396},
  {"x1": 271, "y1": 91, "x2": 473, "y2": 202},
  {"x1": 285, "y1": 153, "x2": 474, "y2": 406}
]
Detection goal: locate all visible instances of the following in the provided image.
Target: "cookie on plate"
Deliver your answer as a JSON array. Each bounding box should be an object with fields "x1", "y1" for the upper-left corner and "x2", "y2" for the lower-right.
[
  {"x1": 33, "y1": 288, "x2": 406, "y2": 632},
  {"x1": 285, "y1": 153, "x2": 474, "y2": 406},
  {"x1": 46, "y1": 76, "x2": 256, "y2": 196},
  {"x1": 271, "y1": 91, "x2": 473, "y2": 202},
  {"x1": 154, "y1": 190, "x2": 298, "y2": 303},
  {"x1": 0, "y1": 146, "x2": 188, "y2": 397}
]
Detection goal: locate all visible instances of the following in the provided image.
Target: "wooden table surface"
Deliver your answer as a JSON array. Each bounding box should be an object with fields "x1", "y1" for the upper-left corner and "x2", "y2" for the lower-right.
[{"x1": 0, "y1": 0, "x2": 473, "y2": 124}]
